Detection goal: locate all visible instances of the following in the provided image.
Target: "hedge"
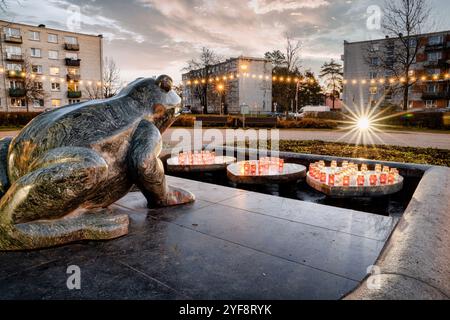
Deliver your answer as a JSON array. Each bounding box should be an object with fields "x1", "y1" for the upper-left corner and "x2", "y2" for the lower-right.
[{"x1": 0, "y1": 112, "x2": 42, "y2": 127}]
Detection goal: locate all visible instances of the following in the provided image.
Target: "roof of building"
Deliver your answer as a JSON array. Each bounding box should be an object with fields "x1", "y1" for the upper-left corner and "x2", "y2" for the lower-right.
[
  {"x1": 0, "y1": 19, "x2": 103, "y2": 38},
  {"x1": 344, "y1": 29, "x2": 450, "y2": 46}
]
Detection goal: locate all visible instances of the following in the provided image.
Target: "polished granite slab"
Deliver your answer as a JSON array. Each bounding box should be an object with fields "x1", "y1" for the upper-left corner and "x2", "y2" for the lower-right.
[{"x1": 0, "y1": 176, "x2": 396, "y2": 300}]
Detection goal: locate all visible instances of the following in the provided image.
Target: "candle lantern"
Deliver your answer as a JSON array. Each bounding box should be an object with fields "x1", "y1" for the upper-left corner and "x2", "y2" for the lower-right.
[
  {"x1": 343, "y1": 175, "x2": 350, "y2": 186},
  {"x1": 331, "y1": 160, "x2": 337, "y2": 169},
  {"x1": 250, "y1": 163, "x2": 257, "y2": 175},
  {"x1": 375, "y1": 164, "x2": 382, "y2": 173},
  {"x1": 361, "y1": 164, "x2": 368, "y2": 173},
  {"x1": 388, "y1": 173, "x2": 395, "y2": 184},
  {"x1": 380, "y1": 173, "x2": 387, "y2": 184},
  {"x1": 370, "y1": 174, "x2": 378, "y2": 186},
  {"x1": 357, "y1": 175, "x2": 365, "y2": 186},
  {"x1": 328, "y1": 174, "x2": 335, "y2": 186},
  {"x1": 320, "y1": 171, "x2": 327, "y2": 183}
]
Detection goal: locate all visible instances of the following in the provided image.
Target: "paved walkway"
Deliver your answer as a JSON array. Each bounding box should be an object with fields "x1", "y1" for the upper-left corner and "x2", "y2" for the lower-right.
[
  {"x1": 0, "y1": 176, "x2": 395, "y2": 299},
  {"x1": 2, "y1": 128, "x2": 450, "y2": 149},
  {"x1": 163, "y1": 128, "x2": 450, "y2": 150}
]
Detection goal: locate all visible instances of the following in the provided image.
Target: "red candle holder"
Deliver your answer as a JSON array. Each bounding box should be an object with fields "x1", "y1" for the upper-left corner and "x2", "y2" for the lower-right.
[
  {"x1": 357, "y1": 175, "x2": 365, "y2": 186},
  {"x1": 343, "y1": 175, "x2": 350, "y2": 186},
  {"x1": 388, "y1": 173, "x2": 395, "y2": 184},
  {"x1": 370, "y1": 174, "x2": 378, "y2": 186},
  {"x1": 320, "y1": 172, "x2": 327, "y2": 183},
  {"x1": 250, "y1": 163, "x2": 257, "y2": 175},
  {"x1": 328, "y1": 174, "x2": 335, "y2": 186},
  {"x1": 380, "y1": 173, "x2": 387, "y2": 184}
]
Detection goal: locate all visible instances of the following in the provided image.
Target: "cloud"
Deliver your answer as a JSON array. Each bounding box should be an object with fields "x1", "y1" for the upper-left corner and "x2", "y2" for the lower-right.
[{"x1": 248, "y1": 0, "x2": 330, "y2": 14}]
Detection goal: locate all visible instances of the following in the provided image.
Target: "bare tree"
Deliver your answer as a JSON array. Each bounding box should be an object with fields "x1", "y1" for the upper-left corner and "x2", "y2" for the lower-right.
[
  {"x1": 368, "y1": 0, "x2": 431, "y2": 110},
  {"x1": 320, "y1": 59, "x2": 343, "y2": 110},
  {"x1": 285, "y1": 34, "x2": 302, "y2": 72},
  {"x1": 83, "y1": 57, "x2": 122, "y2": 100},
  {"x1": 13, "y1": 57, "x2": 46, "y2": 112},
  {"x1": 182, "y1": 47, "x2": 220, "y2": 114},
  {"x1": 102, "y1": 56, "x2": 122, "y2": 98}
]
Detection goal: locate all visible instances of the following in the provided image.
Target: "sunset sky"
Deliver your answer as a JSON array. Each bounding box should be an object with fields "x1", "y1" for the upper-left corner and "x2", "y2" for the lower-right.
[{"x1": 2, "y1": 0, "x2": 450, "y2": 83}]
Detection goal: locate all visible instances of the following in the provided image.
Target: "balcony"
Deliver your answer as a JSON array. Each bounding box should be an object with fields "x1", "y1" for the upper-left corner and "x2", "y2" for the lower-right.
[
  {"x1": 64, "y1": 43, "x2": 80, "y2": 51},
  {"x1": 66, "y1": 74, "x2": 81, "y2": 81},
  {"x1": 9, "y1": 88, "x2": 26, "y2": 97},
  {"x1": 6, "y1": 70, "x2": 25, "y2": 78},
  {"x1": 422, "y1": 91, "x2": 450, "y2": 100},
  {"x1": 4, "y1": 53, "x2": 24, "y2": 62},
  {"x1": 67, "y1": 90, "x2": 82, "y2": 98},
  {"x1": 423, "y1": 59, "x2": 448, "y2": 68},
  {"x1": 65, "y1": 58, "x2": 81, "y2": 67},
  {"x1": 3, "y1": 34, "x2": 22, "y2": 43},
  {"x1": 425, "y1": 43, "x2": 446, "y2": 52}
]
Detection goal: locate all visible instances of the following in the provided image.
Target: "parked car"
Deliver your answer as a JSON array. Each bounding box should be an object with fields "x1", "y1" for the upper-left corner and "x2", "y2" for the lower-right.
[{"x1": 298, "y1": 105, "x2": 331, "y2": 118}]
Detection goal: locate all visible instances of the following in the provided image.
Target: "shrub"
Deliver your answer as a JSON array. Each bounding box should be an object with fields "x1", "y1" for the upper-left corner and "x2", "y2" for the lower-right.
[
  {"x1": 302, "y1": 111, "x2": 345, "y2": 121},
  {"x1": 0, "y1": 112, "x2": 42, "y2": 127},
  {"x1": 277, "y1": 118, "x2": 338, "y2": 129}
]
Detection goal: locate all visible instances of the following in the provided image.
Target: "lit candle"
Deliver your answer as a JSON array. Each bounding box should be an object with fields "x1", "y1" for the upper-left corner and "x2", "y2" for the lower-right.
[
  {"x1": 380, "y1": 173, "x2": 387, "y2": 184},
  {"x1": 375, "y1": 164, "x2": 382, "y2": 174},
  {"x1": 342, "y1": 161, "x2": 349, "y2": 168},
  {"x1": 331, "y1": 160, "x2": 337, "y2": 169},
  {"x1": 388, "y1": 173, "x2": 395, "y2": 184},
  {"x1": 343, "y1": 175, "x2": 350, "y2": 186},
  {"x1": 244, "y1": 161, "x2": 250, "y2": 175},
  {"x1": 328, "y1": 174, "x2": 335, "y2": 186},
  {"x1": 361, "y1": 164, "x2": 368, "y2": 173},
  {"x1": 251, "y1": 163, "x2": 257, "y2": 176},
  {"x1": 357, "y1": 175, "x2": 365, "y2": 186},
  {"x1": 370, "y1": 174, "x2": 378, "y2": 186},
  {"x1": 320, "y1": 171, "x2": 327, "y2": 183}
]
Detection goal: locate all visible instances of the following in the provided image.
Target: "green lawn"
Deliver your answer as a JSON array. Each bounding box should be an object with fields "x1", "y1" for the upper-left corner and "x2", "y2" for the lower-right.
[{"x1": 251, "y1": 140, "x2": 450, "y2": 167}]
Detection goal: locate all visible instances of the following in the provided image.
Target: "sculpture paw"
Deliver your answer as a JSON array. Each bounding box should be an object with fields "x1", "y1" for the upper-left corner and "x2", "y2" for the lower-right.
[{"x1": 155, "y1": 186, "x2": 195, "y2": 208}]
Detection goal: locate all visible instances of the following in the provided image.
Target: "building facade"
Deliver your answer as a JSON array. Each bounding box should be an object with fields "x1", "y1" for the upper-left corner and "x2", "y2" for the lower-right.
[
  {"x1": 343, "y1": 30, "x2": 450, "y2": 110},
  {"x1": 182, "y1": 56, "x2": 272, "y2": 114},
  {"x1": 0, "y1": 20, "x2": 103, "y2": 112}
]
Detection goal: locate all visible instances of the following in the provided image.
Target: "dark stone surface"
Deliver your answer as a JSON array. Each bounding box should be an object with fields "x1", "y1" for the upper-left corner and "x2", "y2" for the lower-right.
[
  {"x1": 0, "y1": 76, "x2": 194, "y2": 251},
  {"x1": 0, "y1": 177, "x2": 395, "y2": 299},
  {"x1": 345, "y1": 167, "x2": 450, "y2": 300}
]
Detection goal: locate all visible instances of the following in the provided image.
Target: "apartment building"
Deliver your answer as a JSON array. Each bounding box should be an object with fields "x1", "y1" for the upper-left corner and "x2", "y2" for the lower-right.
[
  {"x1": 182, "y1": 56, "x2": 272, "y2": 114},
  {"x1": 343, "y1": 30, "x2": 450, "y2": 109},
  {"x1": 0, "y1": 20, "x2": 103, "y2": 112}
]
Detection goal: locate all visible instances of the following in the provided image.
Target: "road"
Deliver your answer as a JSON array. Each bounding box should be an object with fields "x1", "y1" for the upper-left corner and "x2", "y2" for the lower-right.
[{"x1": 1, "y1": 128, "x2": 449, "y2": 150}]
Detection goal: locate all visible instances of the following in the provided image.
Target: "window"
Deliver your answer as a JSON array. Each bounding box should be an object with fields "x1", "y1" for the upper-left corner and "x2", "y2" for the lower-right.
[
  {"x1": 370, "y1": 44, "x2": 380, "y2": 52},
  {"x1": 425, "y1": 100, "x2": 437, "y2": 108},
  {"x1": 5, "y1": 45, "x2": 22, "y2": 55},
  {"x1": 48, "y1": 50, "x2": 58, "y2": 60},
  {"x1": 427, "y1": 84, "x2": 438, "y2": 93},
  {"x1": 11, "y1": 98, "x2": 26, "y2": 107},
  {"x1": 30, "y1": 48, "x2": 41, "y2": 57},
  {"x1": 67, "y1": 67, "x2": 79, "y2": 75},
  {"x1": 29, "y1": 31, "x2": 40, "y2": 41},
  {"x1": 48, "y1": 33, "x2": 58, "y2": 43},
  {"x1": 49, "y1": 67, "x2": 60, "y2": 75},
  {"x1": 368, "y1": 71, "x2": 378, "y2": 79},
  {"x1": 369, "y1": 87, "x2": 378, "y2": 95},
  {"x1": 6, "y1": 63, "x2": 22, "y2": 71},
  {"x1": 69, "y1": 99, "x2": 81, "y2": 105},
  {"x1": 409, "y1": 38, "x2": 417, "y2": 48},
  {"x1": 33, "y1": 99, "x2": 44, "y2": 107},
  {"x1": 427, "y1": 52, "x2": 442, "y2": 62},
  {"x1": 65, "y1": 52, "x2": 78, "y2": 60},
  {"x1": 32, "y1": 65, "x2": 43, "y2": 74},
  {"x1": 64, "y1": 36, "x2": 78, "y2": 44},
  {"x1": 428, "y1": 35, "x2": 443, "y2": 45},
  {"x1": 34, "y1": 82, "x2": 43, "y2": 90},
  {"x1": 51, "y1": 83, "x2": 61, "y2": 91},
  {"x1": 9, "y1": 80, "x2": 23, "y2": 89},
  {"x1": 51, "y1": 99, "x2": 61, "y2": 107},
  {"x1": 370, "y1": 57, "x2": 380, "y2": 66},
  {"x1": 427, "y1": 68, "x2": 441, "y2": 76},
  {"x1": 3, "y1": 27, "x2": 20, "y2": 37}
]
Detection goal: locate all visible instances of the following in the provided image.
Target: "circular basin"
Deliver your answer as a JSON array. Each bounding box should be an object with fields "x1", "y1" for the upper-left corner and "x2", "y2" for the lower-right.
[
  {"x1": 167, "y1": 156, "x2": 236, "y2": 173},
  {"x1": 227, "y1": 161, "x2": 306, "y2": 185},
  {"x1": 306, "y1": 169, "x2": 404, "y2": 198}
]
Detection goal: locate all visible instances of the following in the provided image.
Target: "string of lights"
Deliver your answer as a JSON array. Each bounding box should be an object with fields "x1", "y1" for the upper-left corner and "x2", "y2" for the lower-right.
[
  {"x1": 183, "y1": 72, "x2": 450, "y2": 86},
  {"x1": 0, "y1": 68, "x2": 103, "y2": 86}
]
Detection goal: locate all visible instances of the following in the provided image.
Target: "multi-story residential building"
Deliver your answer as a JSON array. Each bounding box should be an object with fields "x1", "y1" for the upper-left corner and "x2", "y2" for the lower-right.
[
  {"x1": 0, "y1": 20, "x2": 103, "y2": 112},
  {"x1": 343, "y1": 30, "x2": 450, "y2": 110},
  {"x1": 182, "y1": 56, "x2": 272, "y2": 114}
]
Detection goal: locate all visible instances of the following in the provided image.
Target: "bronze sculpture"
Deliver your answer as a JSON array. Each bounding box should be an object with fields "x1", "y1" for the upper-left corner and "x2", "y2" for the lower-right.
[{"x1": 0, "y1": 75, "x2": 195, "y2": 251}]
